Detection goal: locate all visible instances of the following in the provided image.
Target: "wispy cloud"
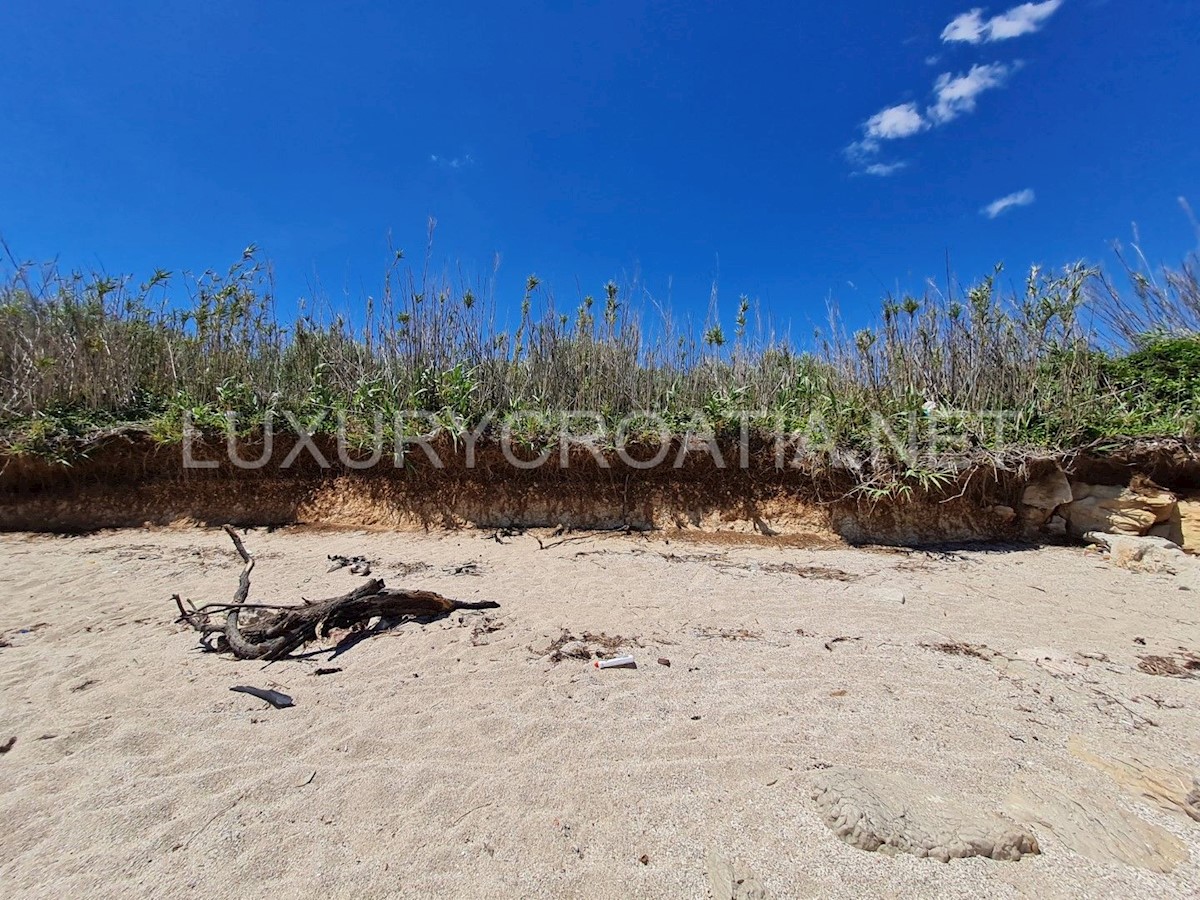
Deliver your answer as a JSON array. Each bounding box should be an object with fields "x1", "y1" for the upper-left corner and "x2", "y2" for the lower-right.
[
  {"x1": 844, "y1": 2, "x2": 1061, "y2": 177},
  {"x1": 844, "y1": 103, "x2": 925, "y2": 173},
  {"x1": 982, "y1": 188, "x2": 1036, "y2": 218},
  {"x1": 942, "y1": 1, "x2": 1063, "y2": 44},
  {"x1": 844, "y1": 138, "x2": 883, "y2": 169},
  {"x1": 988, "y1": 1, "x2": 1063, "y2": 39},
  {"x1": 430, "y1": 154, "x2": 474, "y2": 169},
  {"x1": 942, "y1": 9, "x2": 987, "y2": 42},
  {"x1": 863, "y1": 161, "x2": 909, "y2": 177},
  {"x1": 846, "y1": 61, "x2": 1016, "y2": 171},
  {"x1": 929, "y1": 62, "x2": 1018, "y2": 124}
]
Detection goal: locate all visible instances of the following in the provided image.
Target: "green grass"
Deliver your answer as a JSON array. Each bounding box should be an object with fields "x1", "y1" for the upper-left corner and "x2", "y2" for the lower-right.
[{"x1": 2, "y1": 236, "x2": 1198, "y2": 485}]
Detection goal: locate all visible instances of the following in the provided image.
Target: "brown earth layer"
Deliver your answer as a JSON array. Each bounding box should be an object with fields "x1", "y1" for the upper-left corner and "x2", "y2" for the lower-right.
[{"x1": 2, "y1": 434, "x2": 1197, "y2": 543}]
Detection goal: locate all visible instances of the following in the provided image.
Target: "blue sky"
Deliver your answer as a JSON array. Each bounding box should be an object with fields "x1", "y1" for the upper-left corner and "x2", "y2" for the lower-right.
[{"x1": 1, "y1": 1, "x2": 1197, "y2": 335}]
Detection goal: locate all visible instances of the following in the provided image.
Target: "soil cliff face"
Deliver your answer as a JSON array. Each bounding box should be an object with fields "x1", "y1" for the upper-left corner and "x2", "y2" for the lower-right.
[{"x1": 2, "y1": 434, "x2": 1197, "y2": 545}]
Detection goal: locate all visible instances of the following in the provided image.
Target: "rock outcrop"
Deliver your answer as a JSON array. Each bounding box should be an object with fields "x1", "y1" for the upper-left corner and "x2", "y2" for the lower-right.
[
  {"x1": 1021, "y1": 467, "x2": 1073, "y2": 527},
  {"x1": 1021, "y1": 467, "x2": 1187, "y2": 546},
  {"x1": 705, "y1": 849, "x2": 766, "y2": 900},
  {"x1": 1070, "y1": 738, "x2": 1200, "y2": 824},
  {"x1": 1008, "y1": 782, "x2": 1188, "y2": 874},
  {"x1": 1064, "y1": 480, "x2": 1178, "y2": 539},
  {"x1": 1082, "y1": 532, "x2": 1191, "y2": 574},
  {"x1": 1178, "y1": 497, "x2": 1200, "y2": 553},
  {"x1": 811, "y1": 768, "x2": 1039, "y2": 863}
]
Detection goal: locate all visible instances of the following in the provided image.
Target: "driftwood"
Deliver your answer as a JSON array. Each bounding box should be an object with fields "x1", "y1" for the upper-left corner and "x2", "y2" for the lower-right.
[{"x1": 175, "y1": 525, "x2": 499, "y2": 660}]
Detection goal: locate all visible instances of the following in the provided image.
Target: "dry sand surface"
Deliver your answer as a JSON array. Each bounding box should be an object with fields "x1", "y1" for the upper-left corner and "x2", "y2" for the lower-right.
[{"x1": 1, "y1": 526, "x2": 1199, "y2": 898}]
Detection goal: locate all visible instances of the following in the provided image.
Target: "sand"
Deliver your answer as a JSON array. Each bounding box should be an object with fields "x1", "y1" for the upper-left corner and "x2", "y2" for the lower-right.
[{"x1": 1, "y1": 527, "x2": 1199, "y2": 898}]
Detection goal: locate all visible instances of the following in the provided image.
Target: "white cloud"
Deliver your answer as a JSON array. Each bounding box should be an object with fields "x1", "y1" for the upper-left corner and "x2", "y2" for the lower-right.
[
  {"x1": 942, "y1": 9, "x2": 987, "y2": 43},
  {"x1": 845, "y1": 61, "x2": 1017, "y2": 174},
  {"x1": 843, "y1": 3, "x2": 1059, "y2": 178},
  {"x1": 987, "y1": 0, "x2": 1064, "y2": 39},
  {"x1": 864, "y1": 103, "x2": 927, "y2": 140},
  {"x1": 845, "y1": 138, "x2": 880, "y2": 163},
  {"x1": 863, "y1": 161, "x2": 909, "y2": 177},
  {"x1": 929, "y1": 62, "x2": 1016, "y2": 124},
  {"x1": 942, "y1": 1, "x2": 1063, "y2": 44},
  {"x1": 844, "y1": 139, "x2": 886, "y2": 175},
  {"x1": 982, "y1": 188, "x2": 1036, "y2": 218},
  {"x1": 430, "y1": 154, "x2": 474, "y2": 169}
]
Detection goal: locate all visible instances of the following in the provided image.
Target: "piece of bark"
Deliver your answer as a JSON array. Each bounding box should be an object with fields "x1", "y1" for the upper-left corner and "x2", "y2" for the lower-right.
[{"x1": 230, "y1": 686, "x2": 295, "y2": 708}]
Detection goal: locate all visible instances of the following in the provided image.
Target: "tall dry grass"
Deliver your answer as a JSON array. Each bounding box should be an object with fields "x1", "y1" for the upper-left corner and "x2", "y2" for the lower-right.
[{"x1": 1, "y1": 232, "x2": 1197, "y2": 461}]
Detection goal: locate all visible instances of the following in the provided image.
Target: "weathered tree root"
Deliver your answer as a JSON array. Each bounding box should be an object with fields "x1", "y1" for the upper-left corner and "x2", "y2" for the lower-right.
[{"x1": 174, "y1": 525, "x2": 499, "y2": 660}]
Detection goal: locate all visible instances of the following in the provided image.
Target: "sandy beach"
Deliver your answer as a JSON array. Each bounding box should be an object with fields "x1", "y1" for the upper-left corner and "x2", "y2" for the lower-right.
[{"x1": 1, "y1": 526, "x2": 1198, "y2": 898}]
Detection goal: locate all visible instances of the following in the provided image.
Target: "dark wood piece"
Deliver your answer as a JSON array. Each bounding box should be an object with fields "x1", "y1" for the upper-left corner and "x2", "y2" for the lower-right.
[{"x1": 175, "y1": 525, "x2": 499, "y2": 660}]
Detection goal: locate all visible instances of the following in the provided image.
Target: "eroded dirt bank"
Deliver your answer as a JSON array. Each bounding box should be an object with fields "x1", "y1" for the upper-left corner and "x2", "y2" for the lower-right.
[{"x1": 6, "y1": 435, "x2": 1199, "y2": 544}]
